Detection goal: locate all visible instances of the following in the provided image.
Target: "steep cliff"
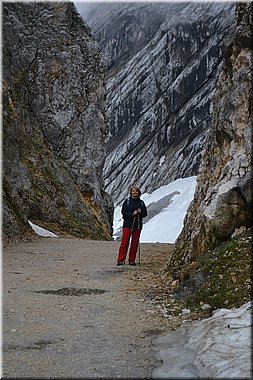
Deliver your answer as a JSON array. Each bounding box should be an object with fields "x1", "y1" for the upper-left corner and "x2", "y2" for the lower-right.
[
  {"x1": 3, "y1": 2, "x2": 113, "y2": 243},
  {"x1": 169, "y1": 3, "x2": 252, "y2": 299},
  {"x1": 82, "y1": 2, "x2": 186, "y2": 77},
  {"x1": 83, "y1": 3, "x2": 235, "y2": 204}
]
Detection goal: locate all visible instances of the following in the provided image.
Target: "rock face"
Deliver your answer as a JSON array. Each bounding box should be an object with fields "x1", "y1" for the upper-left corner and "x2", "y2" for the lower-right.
[
  {"x1": 82, "y1": 2, "x2": 187, "y2": 78},
  {"x1": 3, "y1": 2, "x2": 113, "y2": 243},
  {"x1": 83, "y1": 2, "x2": 235, "y2": 204},
  {"x1": 171, "y1": 3, "x2": 252, "y2": 273}
]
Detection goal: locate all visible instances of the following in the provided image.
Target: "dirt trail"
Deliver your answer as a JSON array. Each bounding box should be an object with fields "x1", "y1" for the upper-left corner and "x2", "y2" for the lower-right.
[{"x1": 3, "y1": 238, "x2": 174, "y2": 379}]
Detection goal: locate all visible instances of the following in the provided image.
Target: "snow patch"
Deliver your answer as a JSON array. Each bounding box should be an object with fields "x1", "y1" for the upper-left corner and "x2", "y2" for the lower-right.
[
  {"x1": 28, "y1": 220, "x2": 58, "y2": 238},
  {"x1": 159, "y1": 155, "x2": 165, "y2": 167},
  {"x1": 113, "y1": 176, "x2": 197, "y2": 243},
  {"x1": 152, "y1": 302, "x2": 252, "y2": 379}
]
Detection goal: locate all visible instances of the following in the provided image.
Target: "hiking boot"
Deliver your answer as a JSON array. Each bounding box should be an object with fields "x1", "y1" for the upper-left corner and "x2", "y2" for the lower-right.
[
  {"x1": 129, "y1": 261, "x2": 136, "y2": 266},
  {"x1": 117, "y1": 261, "x2": 124, "y2": 266}
]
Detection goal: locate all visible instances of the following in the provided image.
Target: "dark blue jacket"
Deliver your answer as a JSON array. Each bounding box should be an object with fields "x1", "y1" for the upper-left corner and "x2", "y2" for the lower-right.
[{"x1": 121, "y1": 197, "x2": 147, "y2": 230}]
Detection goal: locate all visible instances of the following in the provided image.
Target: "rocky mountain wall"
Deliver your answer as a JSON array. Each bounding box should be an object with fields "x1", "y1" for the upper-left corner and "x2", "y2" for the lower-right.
[
  {"x1": 84, "y1": 3, "x2": 235, "y2": 205},
  {"x1": 83, "y1": 2, "x2": 187, "y2": 77},
  {"x1": 3, "y1": 2, "x2": 113, "y2": 243},
  {"x1": 170, "y1": 2, "x2": 252, "y2": 275}
]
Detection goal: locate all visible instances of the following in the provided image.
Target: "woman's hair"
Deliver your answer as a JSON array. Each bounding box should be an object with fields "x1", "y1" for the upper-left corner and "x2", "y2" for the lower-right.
[{"x1": 129, "y1": 186, "x2": 141, "y2": 196}]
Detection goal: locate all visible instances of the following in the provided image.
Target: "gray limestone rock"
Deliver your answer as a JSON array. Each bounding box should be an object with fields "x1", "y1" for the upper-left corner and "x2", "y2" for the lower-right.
[
  {"x1": 83, "y1": 3, "x2": 235, "y2": 204},
  {"x1": 172, "y1": 2, "x2": 252, "y2": 268},
  {"x1": 3, "y1": 2, "x2": 113, "y2": 243}
]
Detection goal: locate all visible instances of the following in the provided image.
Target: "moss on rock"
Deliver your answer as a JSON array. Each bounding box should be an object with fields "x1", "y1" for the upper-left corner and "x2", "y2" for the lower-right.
[{"x1": 168, "y1": 228, "x2": 252, "y2": 317}]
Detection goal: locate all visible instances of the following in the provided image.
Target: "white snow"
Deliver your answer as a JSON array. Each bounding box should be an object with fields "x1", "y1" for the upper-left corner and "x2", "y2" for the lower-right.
[
  {"x1": 113, "y1": 176, "x2": 197, "y2": 243},
  {"x1": 158, "y1": 155, "x2": 165, "y2": 167},
  {"x1": 28, "y1": 220, "x2": 58, "y2": 238},
  {"x1": 152, "y1": 302, "x2": 252, "y2": 379}
]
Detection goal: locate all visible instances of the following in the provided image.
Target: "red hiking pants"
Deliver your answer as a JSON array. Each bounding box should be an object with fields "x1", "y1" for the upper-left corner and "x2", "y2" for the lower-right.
[{"x1": 117, "y1": 227, "x2": 140, "y2": 263}]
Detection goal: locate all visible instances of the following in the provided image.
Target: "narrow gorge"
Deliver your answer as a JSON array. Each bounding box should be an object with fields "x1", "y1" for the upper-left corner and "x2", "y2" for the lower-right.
[
  {"x1": 77, "y1": 1, "x2": 252, "y2": 311},
  {"x1": 2, "y1": 2, "x2": 252, "y2": 378},
  {"x1": 82, "y1": 2, "x2": 236, "y2": 204}
]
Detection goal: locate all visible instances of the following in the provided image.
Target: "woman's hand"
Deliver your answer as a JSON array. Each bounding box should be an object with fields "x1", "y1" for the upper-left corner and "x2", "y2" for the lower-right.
[{"x1": 133, "y1": 208, "x2": 141, "y2": 215}]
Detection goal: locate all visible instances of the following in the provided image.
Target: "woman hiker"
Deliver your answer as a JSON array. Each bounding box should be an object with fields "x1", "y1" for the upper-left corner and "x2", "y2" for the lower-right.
[{"x1": 117, "y1": 185, "x2": 147, "y2": 266}]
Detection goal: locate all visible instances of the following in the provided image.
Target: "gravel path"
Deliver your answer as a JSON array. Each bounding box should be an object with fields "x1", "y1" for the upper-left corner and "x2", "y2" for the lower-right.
[{"x1": 3, "y1": 238, "x2": 172, "y2": 379}]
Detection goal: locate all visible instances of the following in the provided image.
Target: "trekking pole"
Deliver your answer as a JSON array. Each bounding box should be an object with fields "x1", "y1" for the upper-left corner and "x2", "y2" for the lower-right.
[
  {"x1": 138, "y1": 214, "x2": 141, "y2": 266},
  {"x1": 131, "y1": 215, "x2": 136, "y2": 232},
  {"x1": 138, "y1": 241, "x2": 141, "y2": 266}
]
